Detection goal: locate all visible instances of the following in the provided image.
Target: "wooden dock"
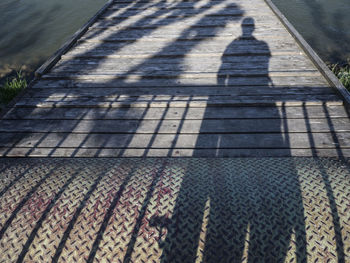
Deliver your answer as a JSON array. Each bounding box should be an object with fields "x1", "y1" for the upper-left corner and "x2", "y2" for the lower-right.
[{"x1": 1, "y1": 0, "x2": 350, "y2": 157}]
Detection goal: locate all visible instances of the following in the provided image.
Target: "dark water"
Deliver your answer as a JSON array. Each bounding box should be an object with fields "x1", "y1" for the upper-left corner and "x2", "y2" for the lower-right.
[
  {"x1": 0, "y1": 0, "x2": 106, "y2": 78},
  {"x1": 271, "y1": 0, "x2": 350, "y2": 65},
  {"x1": 0, "y1": 0, "x2": 349, "y2": 79}
]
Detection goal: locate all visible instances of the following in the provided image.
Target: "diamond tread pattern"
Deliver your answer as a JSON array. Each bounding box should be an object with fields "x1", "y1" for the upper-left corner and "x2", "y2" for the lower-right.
[{"x1": 0, "y1": 158, "x2": 349, "y2": 262}]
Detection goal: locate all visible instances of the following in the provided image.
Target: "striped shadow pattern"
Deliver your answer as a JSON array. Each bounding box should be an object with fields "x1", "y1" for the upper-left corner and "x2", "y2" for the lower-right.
[{"x1": 0, "y1": 157, "x2": 349, "y2": 262}]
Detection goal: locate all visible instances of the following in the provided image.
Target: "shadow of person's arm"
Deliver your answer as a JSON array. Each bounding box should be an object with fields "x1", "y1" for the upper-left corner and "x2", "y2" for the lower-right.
[{"x1": 217, "y1": 59, "x2": 228, "y2": 86}]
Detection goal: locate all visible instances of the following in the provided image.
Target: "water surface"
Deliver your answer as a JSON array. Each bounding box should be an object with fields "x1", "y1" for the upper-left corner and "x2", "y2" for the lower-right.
[
  {"x1": 0, "y1": 0, "x2": 106, "y2": 78},
  {"x1": 272, "y1": 0, "x2": 350, "y2": 64}
]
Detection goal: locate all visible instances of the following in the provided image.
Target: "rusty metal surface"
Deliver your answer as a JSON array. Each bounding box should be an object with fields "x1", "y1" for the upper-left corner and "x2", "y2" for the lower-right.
[{"x1": 0, "y1": 158, "x2": 349, "y2": 262}]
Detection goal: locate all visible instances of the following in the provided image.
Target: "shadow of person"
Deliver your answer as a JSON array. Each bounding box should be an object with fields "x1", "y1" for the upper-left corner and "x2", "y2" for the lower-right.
[
  {"x1": 157, "y1": 159, "x2": 308, "y2": 263},
  {"x1": 218, "y1": 17, "x2": 271, "y2": 87},
  {"x1": 158, "y1": 17, "x2": 307, "y2": 263}
]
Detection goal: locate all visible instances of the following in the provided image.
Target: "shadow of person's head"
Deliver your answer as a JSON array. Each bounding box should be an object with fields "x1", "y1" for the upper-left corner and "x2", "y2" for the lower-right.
[{"x1": 242, "y1": 17, "x2": 255, "y2": 37}]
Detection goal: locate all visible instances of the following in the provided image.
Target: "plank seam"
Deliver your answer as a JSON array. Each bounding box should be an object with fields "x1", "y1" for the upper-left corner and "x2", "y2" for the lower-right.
[
  {"x1": 0, "y1": 131, "x2": 349, "y2": 135},
  {"x1": 1, "y1": 147, "x2": 349, "y2": 150}
]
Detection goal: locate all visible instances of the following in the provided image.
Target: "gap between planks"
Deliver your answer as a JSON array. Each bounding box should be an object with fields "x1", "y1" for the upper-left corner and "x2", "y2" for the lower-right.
[{"x1": 1, "y1": 148, "x2": 349, "y2": 158}]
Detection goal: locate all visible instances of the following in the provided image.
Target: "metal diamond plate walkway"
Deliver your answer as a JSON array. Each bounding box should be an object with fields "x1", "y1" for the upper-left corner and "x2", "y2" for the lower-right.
[{"x1": 0, "y1": 158, "x2": 349, "y2": 262}]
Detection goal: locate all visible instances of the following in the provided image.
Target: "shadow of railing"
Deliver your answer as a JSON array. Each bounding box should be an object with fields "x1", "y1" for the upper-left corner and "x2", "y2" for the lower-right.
[{"x1": 1, "y1": 157, "x2": 349, "y2": 261}]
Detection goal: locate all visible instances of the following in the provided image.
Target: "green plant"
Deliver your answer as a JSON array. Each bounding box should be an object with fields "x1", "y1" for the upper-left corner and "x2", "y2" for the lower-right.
[
  {"x1": 0, "y1": 71, "x2": 27, "y2": 105},
  {"x1": 330, "y1": 63, "x2": 350, "y2": 90}
]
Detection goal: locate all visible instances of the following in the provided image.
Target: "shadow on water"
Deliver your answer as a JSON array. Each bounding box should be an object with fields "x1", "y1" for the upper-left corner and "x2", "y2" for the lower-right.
[{"x1": 0, "y1": 0, "x2": 348, "y2": 261}]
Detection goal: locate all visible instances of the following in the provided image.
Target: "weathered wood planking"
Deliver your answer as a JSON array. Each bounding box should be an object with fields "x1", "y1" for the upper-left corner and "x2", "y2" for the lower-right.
[
  {"x1": 80, "y1": 29, "x2": 292, "y2": 42},
  {"x1": 0, "y1": 0, "x2": 349, "y2": 157},
  {"x1": 4, "y1": 106, "x2": 348, "y2": 120},
  {"x1": 62, "y1": 46, "x2": 302, "y2": 60},
  {"x1": 59, "y1": 48, "x2": 310, "y2": 60},
  {"x1": 91, "y1": 17, "x2": 287, "y2": 31},
  {"x1": 57, "y1": 54, "x2": 312, "y2": 64},
  {"x1": 36, "y1": 76, "x2": 329, "y2": 88},
  {"x1": 12, "y1": 99, "x2": 344, "y2": 109},
  {"x1": 1, "y1": 118, "x2": 349, "y2": 133},
  {"x1": 0, "y1": 132, "x2": 349, "y2": 149},
  {"x1": 83, "y1": 25, "x2": 289, "y2": 39},
  {"x1": 23, "y1": 86, "x2": 335, "y2": 98},
  {"x1": 15, "y1": 94, "x2": 342, "y2": 106},
  {"x1": 91, "y1": 18, "x2": 282, "y2": 29}
]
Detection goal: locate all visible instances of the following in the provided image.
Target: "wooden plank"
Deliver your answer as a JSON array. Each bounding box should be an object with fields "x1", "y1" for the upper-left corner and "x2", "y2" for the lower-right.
[
  {"x1": 70, "y1": 38, "x2": 301, "y2": 50},
  {"x1": 110, "y1": 0, "x2": 229, "y2": 2},
  {"x1": 1, "y1": 132, "x2": 349, "y2": 149},
  {"x1": 80, "y1": 18, "x2": 293, "y2": 41},
  {"x1": 101, "y1": 8, "x2": 276, "y2": 20},
  {"x1": 68, "y1": 40, "x2": 302, "y2": 54},
  {"x1": 110, "y1": 0, "x2": 257, "y2": 3},
  {"x1": 4, "y1": 105, "x2": 348, "y2": 121},
  {"x1": 109, "y1": 1, "x2": 269, "y2": 10},
  {"x1": 110, "y1": 0, "x2": 265, "y2": 7},
  {"x1": 91, "y1": 18, "x2": 282, "y2": 29},
  {"x1": 64, "y1": 43, "x2": 301, "y2": 58},
  {"x1": 12, "y1": 100, "x2": 344, "y2": 108},
  {"x1": 81, "y1": 27, "x2": 290, "y2": 42},
  {"x1": 13, "y1": 95, "x2": 342, "y2": 109},
  {"x1": 24, "y1": 86, "x2": 335, "y2": 98},
  {"x1": 0, "y1": 118, "x2": 349, "y2": 133},
  {"x1": 105, "y1": 4, "x2": 270, "y2": 14},
  {"x1": 93, "y1": 16, "x2": 284, "y2": 30},
  {"x1": 1, "y1": 105, "x2": 344, "y2": 120},
  {"x1": 35, "y1": 76, "x2": 329, "y2": 87},
  {"x1": 54, "y1": 55, "x2": 316, "y2": 73},
  {"x1": 61, "y1": 50, "x2": 302, "y2": 59},
  {"x1": 78, "y1": 34, "x2": 295, "y2": 44},
  {"x1": 42, "y1": 72, "x2": 323, "y2": 81},
  {"x1": 16, "y1": 94, "x2": 340, "y2": 103},
  {"x1": 101, "y1": 9, "x2": 246, "y2": 19},
  {"x1": 101, "y1": 9, "x2": 270, "y2": 21},
  {"x1": 58, "y1": 54, "x2": 309, "y2": 63},
  {"x1": 44, "y1": 70, "x2": 321, "y2": 80},
  {"x1": 36, "y1": 76, "x2": 329, "y2": 89},
  {"x1": 31, "y1": 81, "x2": 330, "y2": 89},
  {"x1": 47, "y1": 69, "x2": 319, "y2": 77},
  {"x1": 60, "y1": 53, "x2": 304, "y2": 66}
]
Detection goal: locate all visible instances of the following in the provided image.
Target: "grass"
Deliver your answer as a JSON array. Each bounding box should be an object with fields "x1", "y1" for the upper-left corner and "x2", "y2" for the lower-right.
[
  {"x1": 0, "y1": 71, "x2": 27, "y2": 105},
  {"x1": 329, "y1": 63, "x2": 350, "y2": 91}
]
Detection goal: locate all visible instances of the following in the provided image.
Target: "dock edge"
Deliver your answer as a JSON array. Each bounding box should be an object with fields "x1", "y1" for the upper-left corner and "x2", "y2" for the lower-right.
[{"x1": 264, "y1": 0, "x2": 350, "y2": 109}]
